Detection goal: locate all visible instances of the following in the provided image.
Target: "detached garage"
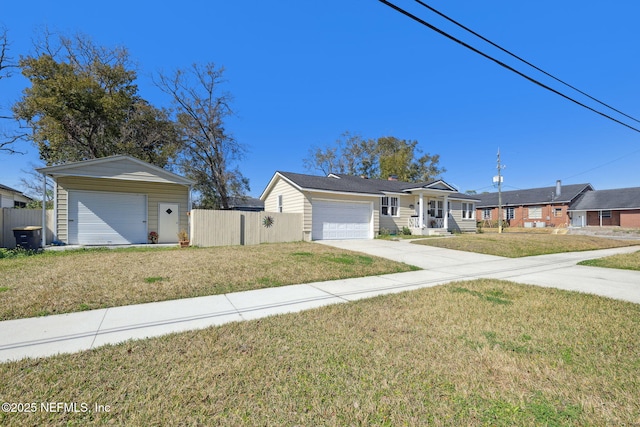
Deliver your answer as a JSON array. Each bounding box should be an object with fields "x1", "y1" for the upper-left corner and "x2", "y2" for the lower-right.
[{"x1": 38, "y1": 156, "x2": 194, "y2": 246}]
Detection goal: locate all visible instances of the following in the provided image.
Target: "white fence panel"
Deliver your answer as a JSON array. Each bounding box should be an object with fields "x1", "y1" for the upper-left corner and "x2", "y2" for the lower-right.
[
  {"x1": 0, "y1": 208, "x2": 54, "y2": 249},
  {"x1": 190, "y1": 210, "x2": 302, "y2": 247}
]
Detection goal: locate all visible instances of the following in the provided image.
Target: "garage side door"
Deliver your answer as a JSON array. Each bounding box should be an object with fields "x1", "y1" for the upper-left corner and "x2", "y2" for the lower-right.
[
  {"x1": 69, "y1": 191, "x2": 147, "y2": 245},
  {"x1": 312, "y1": 200, "x2": 372, "y2": 240}
]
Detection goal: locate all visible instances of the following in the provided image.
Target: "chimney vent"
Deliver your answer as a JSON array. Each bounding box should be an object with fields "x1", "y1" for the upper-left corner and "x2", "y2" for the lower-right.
[{"x1": 555, "y1": 180, "x2": 562, "y2": 198}]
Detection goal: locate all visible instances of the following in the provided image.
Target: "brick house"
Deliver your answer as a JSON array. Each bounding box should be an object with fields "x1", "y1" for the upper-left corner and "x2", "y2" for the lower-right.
[
  {"x1": 568, "y1": 187, "x2": 640, "y2": 228},
  {"x1": 476, "y1": 181, "x2": 593, "y2": 228}
]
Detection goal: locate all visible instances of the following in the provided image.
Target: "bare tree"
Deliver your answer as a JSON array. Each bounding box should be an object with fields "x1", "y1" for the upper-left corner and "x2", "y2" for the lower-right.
[
  {"x1": 0, "y1": 25, "x2": 17, "y2": 82},
  {"x1": 0, "y1": 25, "x2": 26, "y2": 154},
  {"x1": 155, "y1": 63, "x2": 248, "y2": 209},
  {"x1": 19, "y1": 164, "x2": 54, "y2": 209}
]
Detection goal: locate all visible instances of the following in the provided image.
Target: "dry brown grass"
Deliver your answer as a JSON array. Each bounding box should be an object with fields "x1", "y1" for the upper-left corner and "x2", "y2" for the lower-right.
[
  {"x1": 414, "y1": 233, "x2": 638, "y2": 257},
  {"x1": 1, "y1": 279, "x2": 639, "y2": 425},
  {"x1": 0, "y1": 242, "x2": 416, "y2": 321}
]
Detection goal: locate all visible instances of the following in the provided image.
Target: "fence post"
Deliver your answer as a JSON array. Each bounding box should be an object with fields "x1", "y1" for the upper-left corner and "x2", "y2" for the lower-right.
[{"x1": 240, "y1": 214, "x2": 245, "y2": 246}]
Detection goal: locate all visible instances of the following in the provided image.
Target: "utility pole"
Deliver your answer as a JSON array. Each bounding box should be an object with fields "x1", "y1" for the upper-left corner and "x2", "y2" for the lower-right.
[{"x1": 496, "y1": 149, "x2": 505, "y2": 234}]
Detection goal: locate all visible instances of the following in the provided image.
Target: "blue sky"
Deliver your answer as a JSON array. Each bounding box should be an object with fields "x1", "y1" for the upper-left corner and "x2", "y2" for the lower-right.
[{"x1": 1, "y1": 0, "x2": 639, "y2": 197}]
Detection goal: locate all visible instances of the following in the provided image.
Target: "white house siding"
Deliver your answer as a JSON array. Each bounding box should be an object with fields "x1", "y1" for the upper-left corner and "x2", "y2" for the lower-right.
[
  {"x1": 448, "y1": 200, "x2": 477, "y2": 232},
  {"x1": 55, "y1": 177, "x2": 189, "y2": 243},
  {"x1": 263, "y1": 178, "x2": 308, "y2": 238},
  {"x1": 379, "y1": 195, "x2": 415, "y2": 234}
]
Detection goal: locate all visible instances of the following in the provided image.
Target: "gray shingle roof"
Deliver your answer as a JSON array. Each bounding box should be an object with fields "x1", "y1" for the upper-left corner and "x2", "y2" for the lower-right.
[
  {"x1": 569, "y1": 187, "x2": 640, "y2": 211},
  {"x1": 276, "y1": 172, "x2": 478, "y2": 200},
  {"x1": 0, "y1": 183, "x2": 22, "y2": 193},
  {"x1": 476, "y1": 183, "x2": 593, "y2": 207}
]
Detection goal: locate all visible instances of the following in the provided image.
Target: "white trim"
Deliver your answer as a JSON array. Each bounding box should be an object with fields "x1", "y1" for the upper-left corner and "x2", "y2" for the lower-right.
[{"x1": 568, "y1": 206, "x2": 640, "y2": 212}]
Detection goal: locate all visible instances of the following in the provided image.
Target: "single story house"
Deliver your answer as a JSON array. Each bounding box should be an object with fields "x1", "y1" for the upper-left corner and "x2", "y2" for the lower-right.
[
  {"x1": 260, "y1": 171, "x2": 479, "y2": 241},
  {"x1": 568, "y1": 187, "x2": 640, "y2": 228},
  {"x1": 0, "y1": 183, "x2": 33, "y2": 208},
  {"x1": 37, "y1": 156, "x2": 194, "y2": 245},
  {"x1": 221, "y1": 196, "x2": 265, "y2": 212},
  {"x1": 476, "y1": 181, "x2": 593, "y2": 228}
]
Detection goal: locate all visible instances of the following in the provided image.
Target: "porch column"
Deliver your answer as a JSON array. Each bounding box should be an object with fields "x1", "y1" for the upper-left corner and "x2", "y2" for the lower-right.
[
  {"x1": 443, "y1": 195, "x2": 449, "y2": 230},
  {"x1": 418, "y1": 193, "x2": 424, "y2": 228}
]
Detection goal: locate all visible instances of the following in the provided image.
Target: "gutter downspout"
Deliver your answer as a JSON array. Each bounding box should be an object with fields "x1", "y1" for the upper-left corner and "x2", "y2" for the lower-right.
[
  {"x1": 188, "y1": 184, "x2": 193, "y2": 238},
  {"x1": 41, "y1": 172, "x2": 47, "y2": 249}
]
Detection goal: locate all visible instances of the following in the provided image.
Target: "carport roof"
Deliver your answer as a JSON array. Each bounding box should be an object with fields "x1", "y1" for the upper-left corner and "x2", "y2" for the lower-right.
[
  {"x1": 36, "y1": 155, "x2": 195, "y2": 185},
  {"x1": 569, "y1": 187, "x2": 640, "y2": 211}
]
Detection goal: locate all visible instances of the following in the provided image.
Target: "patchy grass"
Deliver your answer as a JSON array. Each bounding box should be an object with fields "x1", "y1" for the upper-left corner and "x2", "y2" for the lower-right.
[
  {"x1": 413, "y1": 233, "x2": 638, "y2": 257},
  {"x1": 578, "y1": 250, "x2": 640, "y2": 271},
  {"x1": 1, "y1": 279, "x2": 639, "y2": 425},
  {"x1": 0, "y1": 242, "x2": 417, "y2": 321}
]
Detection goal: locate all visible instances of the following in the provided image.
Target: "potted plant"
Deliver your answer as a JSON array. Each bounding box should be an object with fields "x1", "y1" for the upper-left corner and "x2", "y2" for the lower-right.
[
  {"x1": 148, "y1": 231, "x2": 158, "y2": 244},
  {"x1": 177, "y1": 229, "x2": 189, "y2": 248}
]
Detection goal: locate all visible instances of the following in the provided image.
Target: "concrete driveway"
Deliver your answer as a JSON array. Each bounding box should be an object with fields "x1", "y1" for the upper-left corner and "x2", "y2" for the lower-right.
[{"x1": 318, "y1": 238, "x2": 640, "y2": 304}]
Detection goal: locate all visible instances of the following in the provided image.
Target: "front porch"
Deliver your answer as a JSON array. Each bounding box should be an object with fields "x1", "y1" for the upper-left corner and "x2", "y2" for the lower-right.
[
  {"x1": 407, "y1": 193, "x2": 451, "y2": 236},
  {"x1": 408, "y1": 216, "x2": 450, "y2": 236}
]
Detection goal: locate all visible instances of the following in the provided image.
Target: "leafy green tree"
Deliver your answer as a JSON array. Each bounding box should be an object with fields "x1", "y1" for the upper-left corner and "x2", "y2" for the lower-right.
[
  {"x1": 304, "y1": 132, "x2": 376, "y2": 177},
  {"x1": 155, "y1": 63, "x2": 249, "y2": 209},
  {"x1": 304, "y1": 133, "x2": 445, "y2": 182},
  {"x1": 12, "y1": 32, "x2": 180, "y2": 167}
]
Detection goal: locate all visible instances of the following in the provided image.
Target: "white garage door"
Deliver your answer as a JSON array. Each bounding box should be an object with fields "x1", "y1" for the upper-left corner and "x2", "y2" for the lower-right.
[
  {"x1": 312, "y1": 200, "x2": 372, "y2": 240},
  {"x1": 68, "y1": 191, "x2": 147, "y2": 245}
]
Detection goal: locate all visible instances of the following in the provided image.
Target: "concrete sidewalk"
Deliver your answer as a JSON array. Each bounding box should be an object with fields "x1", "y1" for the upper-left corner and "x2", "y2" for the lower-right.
[{"x1": 1, "y1": 239, "x2": 639, "y2": 362}]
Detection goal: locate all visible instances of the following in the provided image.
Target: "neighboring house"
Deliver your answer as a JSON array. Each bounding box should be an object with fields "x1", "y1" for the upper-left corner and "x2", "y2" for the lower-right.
[
  {"x1": 220, "y1": 196, "x2": 265, "y2": 212},
  {"x1": 37, "y1": 156, "x2": 194, "y2": 245},
  {"x1": 476, "y1": 181, "x2": 593, "y2": 228},
  {"x1": 260, "y1": 171, "x2": 479, "y2": 241},
  {"x1": 0, "y1": 183, "x2": 33, "y2": 208},
  {"x1": 568, "y1": 187, "x2": 640, "y2": 228}
]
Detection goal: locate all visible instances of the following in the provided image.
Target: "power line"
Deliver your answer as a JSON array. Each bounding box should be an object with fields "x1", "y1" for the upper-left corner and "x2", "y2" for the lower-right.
[
  {"x1": 413, "y1": 0, "x2": 640, "y2": 125},
  {"x1": 377, "y1": 0, "x2": 640, "y2": 134}
]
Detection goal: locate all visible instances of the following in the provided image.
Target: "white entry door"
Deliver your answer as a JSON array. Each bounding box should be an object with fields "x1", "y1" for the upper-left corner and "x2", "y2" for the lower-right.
[{"x1": 158, "y1": 203, "x2": 180, "y2": 243}]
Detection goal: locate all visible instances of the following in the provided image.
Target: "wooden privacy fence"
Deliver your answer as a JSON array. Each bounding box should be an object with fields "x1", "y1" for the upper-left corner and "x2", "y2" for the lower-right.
[
  {"x1": 190, "y1": 210, "x2": 303, "y2": 247},
  {"x1": 0, "y1": 208, "x2": 54, "y2": 249}
]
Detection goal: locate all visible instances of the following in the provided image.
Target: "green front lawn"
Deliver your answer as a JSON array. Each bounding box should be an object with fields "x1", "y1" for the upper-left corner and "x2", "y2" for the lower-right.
[
  {"x1": 0, "y1": 242, "x2": 417, "y2": 321},
  {"x1": 413, "y1": 233, "x2": 639, "y2": 257},
  {"x1": 578, "y1": 250, "x2": 640, "y2": 271},
  {"x1": 1, "y1": 279, "x2": 638, "y2": 425}
]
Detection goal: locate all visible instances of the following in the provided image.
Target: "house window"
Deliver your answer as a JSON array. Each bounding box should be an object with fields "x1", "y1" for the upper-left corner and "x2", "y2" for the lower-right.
[
  {"x1": 277, "y1": 195, "x2": 283, "y2": 213},
  {"x1": 553, "y1": 208, "x2": 563, "y2": 218},
  {"x1": 428, "y1": 200, "x2": 444, "y2": 218},
  {"x1": 462, "y1": 202, "x2": 475, "y2": 219},
  {"x1": 381, "y1": 196, "x2": 399, "y2": 216},
  {"x1": 601, "y1": 210, "x2": 611, "y2": 218},
  {"x1": 483, "y1": 209, "x2": 492, "y2": 220},
  {"x1": 504, "y1": 207, "x2": 515, "y2": 220},
  {"x1": 528, "y1": 206, "x2": 542, "y2": 219}
]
